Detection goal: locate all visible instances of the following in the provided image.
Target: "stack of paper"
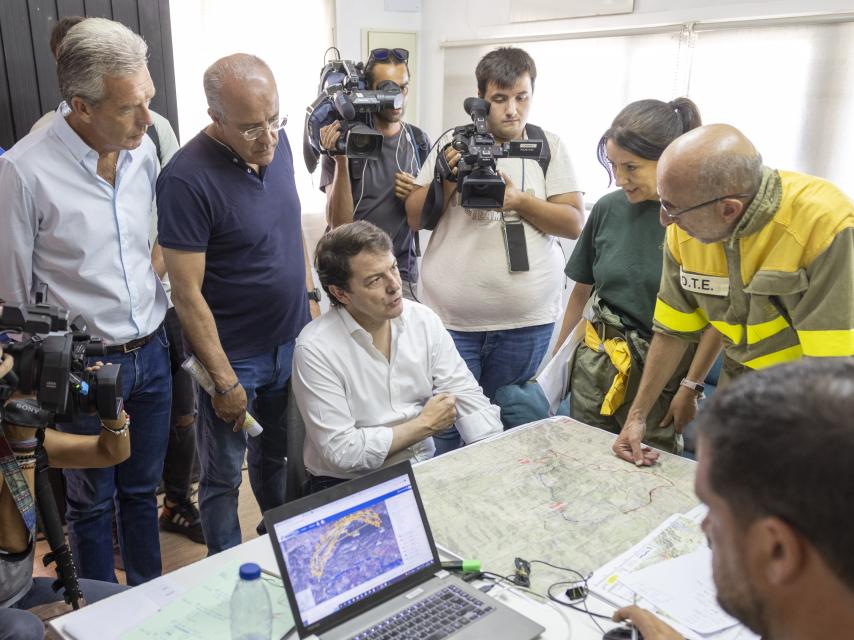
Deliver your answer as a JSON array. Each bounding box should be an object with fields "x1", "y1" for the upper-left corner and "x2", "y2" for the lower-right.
[{"x1": 589, "y1": 506, "x2": 759, "y2": 640}]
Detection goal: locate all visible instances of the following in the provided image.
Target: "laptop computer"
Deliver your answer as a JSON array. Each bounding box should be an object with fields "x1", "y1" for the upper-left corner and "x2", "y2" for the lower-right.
[{"x1": 264, "y1": 461, "x2": 544, "y2": 640}]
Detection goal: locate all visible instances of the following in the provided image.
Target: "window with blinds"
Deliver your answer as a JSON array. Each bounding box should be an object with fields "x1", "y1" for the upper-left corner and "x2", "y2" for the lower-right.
[{"x1": 440, "y1": 18, "x2": 854, "y2": 204}]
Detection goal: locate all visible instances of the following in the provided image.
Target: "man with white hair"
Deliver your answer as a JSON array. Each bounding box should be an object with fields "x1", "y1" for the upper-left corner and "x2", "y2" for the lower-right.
[
  {"x1": 0, "y1": 18, "x2": 171, "y2": 585},
  {"x1": 158, "y1": 54, "x2": 316, "y2": 553}
]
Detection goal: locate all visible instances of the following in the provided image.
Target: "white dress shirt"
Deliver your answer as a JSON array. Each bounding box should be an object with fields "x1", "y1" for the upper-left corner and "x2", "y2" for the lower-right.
[
  {"x1": 293, "y1": 300, "x2": 502, "y2": 479},
  {"x1": 0, "y1": 104, "x2": 166, "y2": 344}
]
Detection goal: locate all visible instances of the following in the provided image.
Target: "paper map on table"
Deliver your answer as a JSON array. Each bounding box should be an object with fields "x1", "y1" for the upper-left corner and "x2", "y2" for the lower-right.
[
  {"x1": 588, "y1": 505, "x2": 759, "y2": 640},
  {"x1": 589, "y1": 509, "x2": 708, "y2": 605},
  {"x1": 413, "y1": 417, "x2": 699, "y2": 590}
]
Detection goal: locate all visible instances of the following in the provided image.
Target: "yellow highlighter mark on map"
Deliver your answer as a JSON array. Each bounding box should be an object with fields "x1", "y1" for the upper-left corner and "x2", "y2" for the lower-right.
[{"x1": 310, "y1": 509, "x2": 383, "y2": 578}]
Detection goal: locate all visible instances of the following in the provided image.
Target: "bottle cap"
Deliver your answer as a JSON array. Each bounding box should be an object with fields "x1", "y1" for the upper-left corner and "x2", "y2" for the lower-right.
[{"x1": 239, "y1": 562, "x2": 261, "y2": 580}]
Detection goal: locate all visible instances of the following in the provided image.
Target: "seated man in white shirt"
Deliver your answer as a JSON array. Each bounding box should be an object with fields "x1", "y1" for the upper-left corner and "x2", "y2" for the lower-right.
[{"x1": 292, "y1": 221, "x2": 503, "y2": 493}]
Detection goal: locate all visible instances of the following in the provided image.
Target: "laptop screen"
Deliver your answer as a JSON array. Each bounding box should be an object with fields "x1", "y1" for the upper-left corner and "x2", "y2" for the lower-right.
[{"x1": 272, "y1": 472, "x2": 435, "y2": 628}]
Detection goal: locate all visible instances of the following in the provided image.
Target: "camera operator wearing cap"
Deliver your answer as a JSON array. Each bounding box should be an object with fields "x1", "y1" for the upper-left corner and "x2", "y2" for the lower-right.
[
  {"x1": 405, "y1": 47, "x2": 584, "y2": 454},
  {"x1": 319, "y1": 47, "x2": 430, "y2": 301},
  {"x1": 0, "y1": 345, "x2": 129, "y2": 640}
]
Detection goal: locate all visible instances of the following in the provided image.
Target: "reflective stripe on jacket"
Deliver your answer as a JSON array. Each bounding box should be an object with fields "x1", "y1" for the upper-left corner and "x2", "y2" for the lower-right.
[{"x1": 654, "y1": 167, "x2": 854, "y2": 370}]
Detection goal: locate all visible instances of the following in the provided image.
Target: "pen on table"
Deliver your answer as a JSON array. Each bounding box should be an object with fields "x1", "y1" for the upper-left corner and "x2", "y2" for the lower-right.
[{"x1": 631, "y1": 593, "x2": 638, "y2": 640}]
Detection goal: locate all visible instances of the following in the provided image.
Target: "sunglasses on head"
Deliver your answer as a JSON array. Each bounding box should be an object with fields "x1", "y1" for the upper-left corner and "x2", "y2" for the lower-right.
[{"x1": 369, "y1": 48, "x2": 409, "y2": 63}]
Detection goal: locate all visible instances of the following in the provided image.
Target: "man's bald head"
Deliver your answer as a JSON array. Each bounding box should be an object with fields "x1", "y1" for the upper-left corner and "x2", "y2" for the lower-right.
[
  {"x1": 203, "y1": 53, "x2": 276, "y2": 121},
  {"x1": 660, "y1": 124, "x2": 763, "y2": 202},
  {"x1": 203, "y1": 53, "x2": 280, "y2": 168}
]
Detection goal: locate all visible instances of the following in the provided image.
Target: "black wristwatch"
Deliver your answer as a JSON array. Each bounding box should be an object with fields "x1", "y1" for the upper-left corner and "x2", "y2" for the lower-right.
[{"x1": 307, "y1": 288, "x2": 322, "y2": 303}]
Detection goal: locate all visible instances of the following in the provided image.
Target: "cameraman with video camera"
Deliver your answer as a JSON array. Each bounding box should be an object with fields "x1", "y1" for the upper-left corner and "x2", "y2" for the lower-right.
[
  {"x1": 0, "y1": 340, "x2": 129, "y2": 640},
  {"x1": 405, "y1": 47, "x2": 584, "y2": 453},
  {"x1": 319, "y1": 48, "x2": 431, "y2": 300}
]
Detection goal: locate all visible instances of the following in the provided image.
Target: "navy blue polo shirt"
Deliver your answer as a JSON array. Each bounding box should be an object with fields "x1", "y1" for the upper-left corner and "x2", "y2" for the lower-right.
[{"x1": 156, "y1": 130, "x2": 309, "y2": 360}]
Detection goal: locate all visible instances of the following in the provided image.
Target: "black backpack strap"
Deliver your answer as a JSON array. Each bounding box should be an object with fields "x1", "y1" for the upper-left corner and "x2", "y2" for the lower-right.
[
  {"x1": 420, "y1": 146, "x2": 456, "y2": 230},
  {"x1": 524, "y1": 123, "x2": 550, "y2": 177},
  {"x1": 405, "y1": 123, "x2": 430, "y2": 168}
]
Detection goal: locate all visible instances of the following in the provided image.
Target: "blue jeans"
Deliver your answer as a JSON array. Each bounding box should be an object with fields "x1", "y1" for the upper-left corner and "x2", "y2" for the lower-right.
[
  {"x1": 435, "y1": 323, "x2": 554, "y2": 454},
  {"x1": 1, "y1": 578, "x2": 127, "y2": 640},
  {"x1": 59, "y1": 326, "x2": 172, "y2": 586},
  {"x1": 196, "y1": 341, "x2": 295, "y2": 554}
]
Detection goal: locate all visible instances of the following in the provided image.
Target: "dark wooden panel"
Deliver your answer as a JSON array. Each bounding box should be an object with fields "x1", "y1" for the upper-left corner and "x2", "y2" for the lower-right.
[
  {"x1": 56, "y1": 0, "x2": 85, "y2": 17},
  {"x1": 83, "y1": 0, "x2": 111, "y2": 18},
  {"x1": 0, "y1": 0, "x2": 42, "y2": 139},
  {"x1": 157, "y1": 0, "x2": 178, "y2": 138},
  {"x1": 1, "y1": 0, "x2": 177, "y2": 148},
  {"x1": 137, "y1": 0, "x2": 167, "y2": 118},
  {"x1": 28, "y1": 0, "x2": 62, "y2": 115},
  {"x1": 110, "y1": 0, "x2": 139, "y2": 33},
  {"x1": 0, "y1": 17, "x2": 15, "y2": 150}
]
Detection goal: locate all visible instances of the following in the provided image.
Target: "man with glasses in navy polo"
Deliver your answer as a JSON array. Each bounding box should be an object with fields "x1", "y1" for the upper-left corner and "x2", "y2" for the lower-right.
[
  {"x1": 319, "y1": 47, "x2": 431, "y2": 301},
  {"x1": 612, "y1": 124, "x2": 854, "y2": 468},
  {"x1": 157, "y1": 53, "x2": 318, "y2": 554}
]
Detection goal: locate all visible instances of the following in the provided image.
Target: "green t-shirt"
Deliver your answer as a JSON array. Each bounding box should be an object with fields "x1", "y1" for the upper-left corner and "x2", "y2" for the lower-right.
[{"x1": 565, "y1": 190, "x2": 665, "y2": 335}]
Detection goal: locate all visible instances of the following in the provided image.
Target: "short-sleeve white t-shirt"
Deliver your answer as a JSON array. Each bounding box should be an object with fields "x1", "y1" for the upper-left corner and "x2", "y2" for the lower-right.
[{"x1": 415, "y1": 128, "x2": 580, "y2": 331}]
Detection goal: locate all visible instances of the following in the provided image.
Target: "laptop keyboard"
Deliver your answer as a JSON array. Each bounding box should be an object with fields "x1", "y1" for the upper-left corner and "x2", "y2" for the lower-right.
[{"x1": 349, "y1": 583, "x2": 494, "y2": 640}]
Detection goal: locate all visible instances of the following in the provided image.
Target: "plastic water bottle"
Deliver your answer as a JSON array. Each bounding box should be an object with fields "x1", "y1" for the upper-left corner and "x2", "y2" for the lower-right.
[{"x1": 230, "y1": 562, "x2": 272, "y2": 640}]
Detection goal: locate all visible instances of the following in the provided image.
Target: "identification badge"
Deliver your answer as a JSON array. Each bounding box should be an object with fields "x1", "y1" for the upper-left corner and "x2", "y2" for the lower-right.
[{"x1": 680, "y1": 268, "x2": 729, "y2": 297}]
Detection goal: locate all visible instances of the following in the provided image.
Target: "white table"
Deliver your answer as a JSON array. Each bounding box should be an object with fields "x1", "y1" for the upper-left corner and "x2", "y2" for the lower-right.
[{"x1": 51, "y1": 533, "x2": 624, "y2": 639}]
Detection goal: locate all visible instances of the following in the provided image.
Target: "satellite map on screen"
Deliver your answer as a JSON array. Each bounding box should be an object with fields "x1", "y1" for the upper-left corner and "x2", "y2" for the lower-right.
[{"x1": 284, "y1": 503, "x2": 403, "y2": 605}]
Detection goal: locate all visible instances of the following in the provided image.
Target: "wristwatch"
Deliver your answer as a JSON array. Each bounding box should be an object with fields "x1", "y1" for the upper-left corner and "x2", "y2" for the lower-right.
[
  {"x1": 307, "y1": 288, "x2": 322, "y2": 303},
  {"x1": 679, "y1": 378, "x2": 706, "y2": 396}
]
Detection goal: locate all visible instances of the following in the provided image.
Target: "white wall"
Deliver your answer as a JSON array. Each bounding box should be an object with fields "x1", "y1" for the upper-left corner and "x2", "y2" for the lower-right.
[
  {"x1": 170, "y1": 0, "x2": 334, "y2": 214},
  {"x1": 334, "y1": 0, "x2": 422, "y2": 60}
]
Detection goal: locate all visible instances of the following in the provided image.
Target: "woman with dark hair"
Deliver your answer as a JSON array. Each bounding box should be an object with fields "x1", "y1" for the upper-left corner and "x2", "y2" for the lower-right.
[{"x1": 552, "y1": 98, "x2": 722, "y2": 453}]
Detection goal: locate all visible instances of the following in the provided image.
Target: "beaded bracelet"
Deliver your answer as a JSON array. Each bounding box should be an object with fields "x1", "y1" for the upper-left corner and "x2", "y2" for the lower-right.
[{"x1": 101, "y1": 412, "x2": 130, "y2": 436}]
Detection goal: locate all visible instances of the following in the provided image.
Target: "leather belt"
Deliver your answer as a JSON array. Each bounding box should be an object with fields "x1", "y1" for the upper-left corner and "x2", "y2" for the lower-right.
[{"x1": 105, "y1": 331, "x2": 156, "y2": 354}]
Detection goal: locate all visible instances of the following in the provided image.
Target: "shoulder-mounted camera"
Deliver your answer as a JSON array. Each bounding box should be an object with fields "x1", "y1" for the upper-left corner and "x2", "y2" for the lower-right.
[{"x1": 303, "y1": 50, "x2": 404, "y2": 172}]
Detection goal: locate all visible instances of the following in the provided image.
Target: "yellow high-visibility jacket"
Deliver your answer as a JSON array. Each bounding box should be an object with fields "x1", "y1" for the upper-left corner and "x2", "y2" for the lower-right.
[{"x1": 653, "y1": 167, "x2": 854, "y2": 371}]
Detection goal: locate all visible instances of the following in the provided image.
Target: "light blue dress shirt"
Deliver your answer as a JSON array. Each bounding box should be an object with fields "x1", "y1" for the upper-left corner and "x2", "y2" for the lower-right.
[{"x1": 0, "y1": 104, "x2": 166, "y2": 344}]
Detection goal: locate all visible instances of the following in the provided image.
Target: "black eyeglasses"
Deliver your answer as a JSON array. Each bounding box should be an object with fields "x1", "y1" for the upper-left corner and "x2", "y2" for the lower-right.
[
  {"x1": 660, "y1": 193, "x2": 752, "y2": 220},
  {"x1": 368, "y1": 48, "x2": 409, "y2": 63}
]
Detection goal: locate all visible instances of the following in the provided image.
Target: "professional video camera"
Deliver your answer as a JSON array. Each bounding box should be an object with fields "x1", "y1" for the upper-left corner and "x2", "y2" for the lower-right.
[
  {"x1": 447, "y1": 97, "x2": 544, "y2": 209},
  {"x1": 0, "y1": 302, "x2": 123, "y2": 422},
  {"x1": 0, "y1": 301, "x2": 124, "y2": 611},
  {"x1": 303, "y1": 49, "x2": 404, "y2": 172}
]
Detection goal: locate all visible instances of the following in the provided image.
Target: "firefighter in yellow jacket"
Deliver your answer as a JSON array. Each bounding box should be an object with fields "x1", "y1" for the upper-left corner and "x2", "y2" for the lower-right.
[{"x1": 614, "y1": 124, "x2": 854, "y2": 466}]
